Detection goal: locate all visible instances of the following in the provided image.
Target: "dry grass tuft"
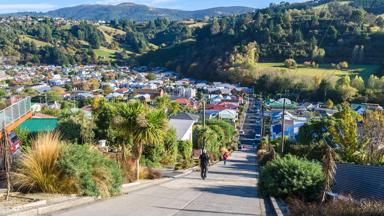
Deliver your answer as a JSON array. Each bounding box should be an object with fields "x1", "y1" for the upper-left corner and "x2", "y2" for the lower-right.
[{"x1": 13, "y1": 133, "x2": 78, "y2": 194}]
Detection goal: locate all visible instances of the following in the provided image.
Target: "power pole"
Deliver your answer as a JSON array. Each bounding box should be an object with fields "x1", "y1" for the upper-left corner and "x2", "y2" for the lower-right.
[
  {"x1": 202, "y1": 99, "x2": 206, "y2": 150},
  {"x1": 281, "y1": 95, "x2": 286, "y2": 154},
  {"x1": 202, "y1": 99, "x2": 206, "y2": 127}
]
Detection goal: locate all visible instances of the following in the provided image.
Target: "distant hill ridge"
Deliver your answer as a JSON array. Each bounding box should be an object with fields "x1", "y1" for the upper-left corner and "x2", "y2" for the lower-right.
[{"x1": 3, "y1": 2, "x2": 255, "y2": 21}]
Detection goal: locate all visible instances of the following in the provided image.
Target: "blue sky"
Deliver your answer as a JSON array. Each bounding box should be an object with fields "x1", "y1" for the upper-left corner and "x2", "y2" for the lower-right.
[{"x1": 0, "y1": 0, "x2": 301, "y2": 13}]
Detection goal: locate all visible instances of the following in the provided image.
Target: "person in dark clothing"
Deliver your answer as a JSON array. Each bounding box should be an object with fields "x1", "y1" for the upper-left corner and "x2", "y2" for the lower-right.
[{"x1": 199, "y1": 149, "x2": 210, "y2": 180}]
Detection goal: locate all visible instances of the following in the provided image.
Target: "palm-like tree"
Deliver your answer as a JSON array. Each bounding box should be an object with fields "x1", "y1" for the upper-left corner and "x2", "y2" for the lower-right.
[
  {"x1": 155, "y1": 95, "x2": 170, "y2": 111},
  {"x1": 115, "y1": 100, "x2": 168, "y2": 180},
  {"x1": 114, "y1": 100, "x2": 145, "y2": 163},
  {"x1": 133, "y1": 109, "x2": 168, "y2": 180},
  {"x1": 196, "y1": 126, "x2": 218, "y2": 151}
]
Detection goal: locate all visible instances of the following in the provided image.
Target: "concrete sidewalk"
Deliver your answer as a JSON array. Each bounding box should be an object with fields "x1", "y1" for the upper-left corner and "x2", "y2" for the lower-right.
[{"x1": 54, "y1": 149, "x2": 269, "y2": 216}]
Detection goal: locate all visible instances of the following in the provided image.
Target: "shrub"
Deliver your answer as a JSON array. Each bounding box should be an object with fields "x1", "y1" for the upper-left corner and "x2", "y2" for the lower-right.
[
  {"x1": 14, "y1": 128, "x2": 34, "y2": 151},
  {"x1": 337, "y1": 61, "x2": 349, "y2": 70},
  {"x1": 58, "y1": 144, "x2": 122, "y2": 197},
  {"x1": 289, "y1": 199, "x2": 384, "y2": 216},
  {"x1": 14, "y1": 133, "x2": 123, "y2": 197},
  {"x1": 259, "y1": 155, "x2": 324, "y2": 201},
  {"x1": 257, "y1": 149, "x2": 275, "y2": 166},
  {"x1": 139, "y1": 167, "x2": 163, "y2": 180},
  {"x1": 178, "y1": 140, "x2": 192, "y2": 161},
  {"x1": 14, "y1": 133, "x2": 78, "y2": 194},
  {"x1": 162, "y1": 129, "x2": 178, "y2": 166},
  {"x1": 284, "y1": 58, "x2": 297, "y2": 69},
  {"x1": 174, "y1": 160, "x2": 192, "y2": 170},
  {"x1": 287, "y1": 144, "x2": 328, "y2": 162},
  {"x1": 142, "y1": 141, "x2": 165, "y2": 168},
  {"x1": 117, "y1": 157, "x2": 137, "y2": 183}
]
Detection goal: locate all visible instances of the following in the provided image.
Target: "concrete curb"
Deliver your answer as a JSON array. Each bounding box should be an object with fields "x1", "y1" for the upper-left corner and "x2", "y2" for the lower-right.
[
  {"x1": 121, "y1": 165, "x2": 200, "y2": 194},
  {"x1": 6, "y1": 197, "x2": 96, "y2": 216},
  {"x1": 5, "y1": 159, "x2": 225, "y2": 215},
  {"x1": 269, "y1": 196, "x2": 285, "y2": 216}
]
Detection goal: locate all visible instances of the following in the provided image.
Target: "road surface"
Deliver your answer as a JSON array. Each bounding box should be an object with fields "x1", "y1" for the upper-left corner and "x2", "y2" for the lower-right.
[{"x1": 54, "y1": 149, "x2": 270, "y2": 216}]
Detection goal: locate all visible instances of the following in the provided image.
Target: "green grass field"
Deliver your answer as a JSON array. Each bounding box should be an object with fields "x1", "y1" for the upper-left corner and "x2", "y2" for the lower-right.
[
  {"x1": 98, "y1": 25, "x2": 126, "y2": 44},
  {"x1": 94, "y1": 47, "x2": 117, "y2": 61},
  {"x1": 254, "y1": 62, "x2": 381, "y2": 83},
  {"x1": 19, "y1": 35, "x2": 51, "y2": 47}
]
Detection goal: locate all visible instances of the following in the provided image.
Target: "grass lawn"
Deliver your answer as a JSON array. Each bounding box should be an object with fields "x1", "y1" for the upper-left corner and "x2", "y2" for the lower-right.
[
  {"x1": 255, "y1": 62, "x2": 381, "y2": 83},
  {"x1": 98, "y1": 25, "x2": 125, "y2": 44},
  {"x1": 94, "y1": 47, "x2": 117, "y2": 61},
  {"x1": 19, "y1": 35, "x2": 51, "y2": 47}
]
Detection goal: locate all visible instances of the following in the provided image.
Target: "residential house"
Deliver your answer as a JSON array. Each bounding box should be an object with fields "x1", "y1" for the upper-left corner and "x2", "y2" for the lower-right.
[
  {"x1": 174, "y1": 98, "x2": 193, "y2": 107},
  {"x1": 169, "y1": 113, "x2": 198, "y2": 142},
  {"x1": 270, "y1": 111, "x2": 308, "y2": 140},
  {"x1": 133, "y1": 89, "x2": 164, "y2": 100},
  {"x1": 0, "y1": 71, "x2": 10, "y2": 81},
  {"x1": 171, "y1": 112, "x2": 199, "y2": 122},
  {"x1": 217, "y1": 109, "x2": 238, "y2": 122},
  {"x1": 169, "y1": 118, "x2": 195, "y2": 142}
]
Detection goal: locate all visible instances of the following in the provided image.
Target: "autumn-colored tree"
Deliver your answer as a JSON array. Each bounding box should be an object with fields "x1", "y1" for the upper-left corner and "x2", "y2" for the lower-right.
[
  {"x1": 51, "y1": 86, "x2": 66, "y2": 95},
  {"x1": 103, "y1": 85, "x2": 113, "y2": 96},
  {"x1": 314, "y1": 75, "x2": 321, "y2": 89},
  {"x1": 361, "y1": 110, "x2": 384, "y2": 165},
  {"x1": 82, "y1": 82, "x2": 90, "y2": 91},
  {"x1": 351, "y1": 75, "x2": 365, "y2": 91},
  {"x1": 91, "y1": 96, "x2": 102, "y2": 109},
  {"x1": 336, "y1": 76, "x2": 358, "y2": 101},
  {"x1": 89, "y1": 78, "x2": 100, "y2": 90},
  {"x1": 328, "y1": 104, "x2": 363, "y2": 162},
  {"x1": 325, "y1": 99, "x2": 334, "y2": 109}
]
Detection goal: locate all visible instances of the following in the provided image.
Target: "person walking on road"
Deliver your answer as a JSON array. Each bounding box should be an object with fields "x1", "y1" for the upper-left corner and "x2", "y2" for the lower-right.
[
  {"x1": 199, "y1": 149, "x2": 210, "y2": 180},
  {"x1": 223, "y1": 152, "x2": 229, "y2": 165}
]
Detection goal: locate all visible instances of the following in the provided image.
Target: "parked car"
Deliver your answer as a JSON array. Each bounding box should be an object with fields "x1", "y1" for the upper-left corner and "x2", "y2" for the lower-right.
[{"x1": 9, "y1": 131, "x2": 21, "y2": 154}]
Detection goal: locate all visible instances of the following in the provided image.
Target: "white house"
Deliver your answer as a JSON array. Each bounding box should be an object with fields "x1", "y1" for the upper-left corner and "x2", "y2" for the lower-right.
[
  {"x1": 169, "y1": 119, "x2": 195, "y2": 142},
  {"x1": 218, "y1": 109, "x2": 238, "y2": 122}
]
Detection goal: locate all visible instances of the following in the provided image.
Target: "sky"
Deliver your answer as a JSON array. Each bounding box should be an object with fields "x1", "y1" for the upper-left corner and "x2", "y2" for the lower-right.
[{"x1": 0, "y1": 0, "x2": 301, "y2": 14}]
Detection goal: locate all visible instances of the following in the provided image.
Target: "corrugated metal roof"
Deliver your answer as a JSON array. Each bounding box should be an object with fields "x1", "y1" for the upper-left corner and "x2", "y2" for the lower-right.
[{"x1": 333, "y1": 163, "x2": 384, "y2": 200}]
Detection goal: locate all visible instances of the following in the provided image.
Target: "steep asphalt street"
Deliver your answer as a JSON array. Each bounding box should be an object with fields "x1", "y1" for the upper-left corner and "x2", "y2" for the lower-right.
[{"x1": 54, "y1": 149, "x2": 270, "y2": 216}]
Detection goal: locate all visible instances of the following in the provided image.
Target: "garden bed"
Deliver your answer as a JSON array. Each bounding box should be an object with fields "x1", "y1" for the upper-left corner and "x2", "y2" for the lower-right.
[{"x1": 0, "y1": 192, "x2": 45, "y2": 215}]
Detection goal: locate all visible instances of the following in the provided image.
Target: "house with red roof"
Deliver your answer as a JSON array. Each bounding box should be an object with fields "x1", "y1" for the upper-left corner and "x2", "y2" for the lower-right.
[{"x1": 175, "y1": 98, "x2": 191, "y2": 106}]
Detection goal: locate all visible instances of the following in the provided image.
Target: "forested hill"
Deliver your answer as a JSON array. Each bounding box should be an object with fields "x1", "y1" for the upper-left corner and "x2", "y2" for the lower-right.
[
  {"x1": 1, "y1": 1, "x2": 384, "y2": 85},
  {"x1": 4, "y1": 3, "x2": 255, "y2": 21},
  {"x1": 138, "y1": 1, "x2": 384, "y2": 83}
]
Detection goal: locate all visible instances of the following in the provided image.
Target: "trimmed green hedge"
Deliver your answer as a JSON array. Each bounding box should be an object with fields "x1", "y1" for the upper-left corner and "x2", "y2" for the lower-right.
[{"x1": 259, "y1": 155, "x2": 324, "y2": 201}]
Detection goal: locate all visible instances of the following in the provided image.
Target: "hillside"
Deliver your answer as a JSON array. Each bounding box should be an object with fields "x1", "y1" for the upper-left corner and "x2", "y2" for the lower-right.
[
  {"x1": 1, "y1": 1, "x2": 384, "y2": 85},
  {"x1": 138, "y1": 1, "x2": 384, "y2": 83},
  {"x1": 4, "y1": 3, "x2": 255, "y2": 21}
]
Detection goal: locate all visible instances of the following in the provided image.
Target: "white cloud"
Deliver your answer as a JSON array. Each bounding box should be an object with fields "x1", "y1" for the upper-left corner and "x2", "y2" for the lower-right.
[{"x1": 0, "y1": 3, "x2": 57, "y2": 13}]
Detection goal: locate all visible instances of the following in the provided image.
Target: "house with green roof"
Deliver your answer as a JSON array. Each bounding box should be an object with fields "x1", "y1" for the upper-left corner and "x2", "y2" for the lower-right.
[{"x1": 17, "y1": 118, "x2": 58, "y2": 133}]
